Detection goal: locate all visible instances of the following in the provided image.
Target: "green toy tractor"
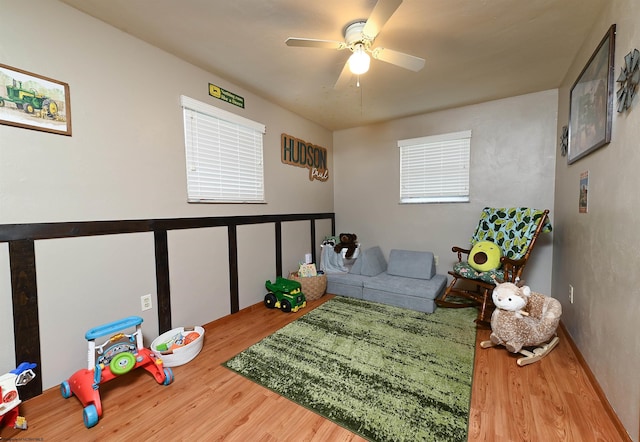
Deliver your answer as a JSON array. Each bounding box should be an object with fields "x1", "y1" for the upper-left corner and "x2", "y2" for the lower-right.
[{"x1": 264, "y1": 277, "x2": 306, "y2": 313}]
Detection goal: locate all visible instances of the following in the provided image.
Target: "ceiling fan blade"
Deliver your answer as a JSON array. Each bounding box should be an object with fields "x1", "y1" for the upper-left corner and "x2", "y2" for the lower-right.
[
  {"x1": 334, "y1": 60, "x2": 353, "y2": 89},
  {"x1": 285, "y1": 37, "x2": 344, "y2": 50},
  {"x1": 362, "y1": 0, "x2": 403, "y2": 40},
  {"x1": 372, "y1": 47, "x2": 425, "y2": 72}
]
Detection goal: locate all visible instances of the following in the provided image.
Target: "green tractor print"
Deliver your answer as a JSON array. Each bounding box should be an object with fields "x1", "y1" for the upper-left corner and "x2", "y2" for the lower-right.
[{"x1": 0, "y1": 79, "x2": 59, "y2": 118}]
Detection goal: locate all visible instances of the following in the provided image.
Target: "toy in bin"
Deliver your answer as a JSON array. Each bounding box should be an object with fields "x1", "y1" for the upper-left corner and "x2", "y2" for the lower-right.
[
  {"x1": 155, "y1": 330, "x2": 199, "y2": 352},
  {"x1": 151, "y1": 326, "x2": 205, "y2": 368},
  {"x1": 264, "y1": 276, "x2": 306, "y2": 312},
  {"x1": 0, "y1": 362, "x2": 37, "y2": 430},
  {"x1": 60, "y1": 316, "x2": 174, "y2": 428}
]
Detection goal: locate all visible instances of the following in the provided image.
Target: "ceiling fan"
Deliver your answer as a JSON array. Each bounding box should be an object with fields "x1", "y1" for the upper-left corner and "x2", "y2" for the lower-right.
[{"x1": 285, "y1": 0, "x2": 425, "y2": 88}]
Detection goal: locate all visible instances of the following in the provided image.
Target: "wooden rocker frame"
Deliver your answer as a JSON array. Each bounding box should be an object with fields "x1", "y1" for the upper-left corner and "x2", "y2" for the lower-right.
[
  {"x1": 436, "y1": 209, "x2": 550, "y2": 327},
  {"x1": 480, "y1": 335, "x2": 560, "y2": 366}
]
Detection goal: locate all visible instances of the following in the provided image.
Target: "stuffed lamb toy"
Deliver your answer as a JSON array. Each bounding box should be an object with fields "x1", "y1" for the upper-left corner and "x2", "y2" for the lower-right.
[{"x1": 482, "y1": 280, "x2": 562, "y2": 364}]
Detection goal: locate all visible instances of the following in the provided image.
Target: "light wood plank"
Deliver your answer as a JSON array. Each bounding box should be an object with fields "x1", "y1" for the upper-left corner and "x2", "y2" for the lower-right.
[{"x1": 470, "y1": 325, "x2": 630, "y2": 441}]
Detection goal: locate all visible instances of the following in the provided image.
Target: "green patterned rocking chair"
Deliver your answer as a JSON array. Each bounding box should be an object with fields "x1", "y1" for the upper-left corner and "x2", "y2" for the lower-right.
[{"x1": 436, "y1": 207, "x2": 552, "y2": 326}]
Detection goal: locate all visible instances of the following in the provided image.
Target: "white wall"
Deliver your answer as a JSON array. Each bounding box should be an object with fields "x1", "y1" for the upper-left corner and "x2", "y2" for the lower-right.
[
  {"x1": 168, "y1": 227, "x2": 230, "y2": 328},
  {"x1": 333, "y1": 90, "x2": 557, "y2": 295},
  {"x1": 0, "y1": 0, "x2": 333, "y2": 388},
  {"x1": 553, "y1": 0, "x2": 639, "y2": 439},
  {"x1": 36, "y1": 234, "x2": 158, "y2": 388}
]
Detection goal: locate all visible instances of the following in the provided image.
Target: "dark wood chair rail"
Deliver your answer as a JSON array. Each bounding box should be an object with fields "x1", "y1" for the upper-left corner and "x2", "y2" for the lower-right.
[{"x1": 1, "y1": 212, "x2": 335, "y2": 399}]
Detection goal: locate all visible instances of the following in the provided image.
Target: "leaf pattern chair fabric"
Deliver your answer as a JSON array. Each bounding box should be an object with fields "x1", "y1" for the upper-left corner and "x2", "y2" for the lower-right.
[{"x1": 436, "y1": 207, "x2": 551, "y2": 326}]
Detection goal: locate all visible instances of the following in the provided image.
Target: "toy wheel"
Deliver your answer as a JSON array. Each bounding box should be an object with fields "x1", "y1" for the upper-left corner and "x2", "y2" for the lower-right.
[
  {"x1": 83, "y1": 404, "x2": 99, "y2": 428},
  {"x1": 23, "y1": 103, "x2": 34, "y2": 114},
  {"x1": 264, "y1": 293, "x2": 277, "y2": 308},
  {"x1": 60, "y1": 380, "x2": 72, "y2": 399},
  {"x1": 110, "y1": 352, "x2": 136, "y2": 375},
  {"x1": 162, "y1": 367, "x2": 174, "y2": 385},
  {"x1": 281, "y1": 299, "x2": 292, "y2": 312}
]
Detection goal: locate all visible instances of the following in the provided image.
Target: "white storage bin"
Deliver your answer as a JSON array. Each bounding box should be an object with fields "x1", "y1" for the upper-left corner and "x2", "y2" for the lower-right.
[{"x1": 151, "y1": 326, "x2": 205, "y2": 367}]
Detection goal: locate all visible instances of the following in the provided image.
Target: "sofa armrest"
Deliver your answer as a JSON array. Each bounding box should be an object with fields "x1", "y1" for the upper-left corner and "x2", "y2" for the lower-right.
[{"x1": 349, "y1": 246, "x2": 387, "y2": 277}]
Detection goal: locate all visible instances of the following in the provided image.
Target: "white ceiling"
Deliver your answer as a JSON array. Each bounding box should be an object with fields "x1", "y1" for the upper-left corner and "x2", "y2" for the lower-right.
[{"x1": 59, "y1": 0, "x2": 606, "y2": 131}]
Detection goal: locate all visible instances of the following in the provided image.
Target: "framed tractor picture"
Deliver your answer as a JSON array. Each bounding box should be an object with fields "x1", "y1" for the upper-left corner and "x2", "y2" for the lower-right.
[{"x1": 0, "y1": 63, "x2": 72, "y2": 136}]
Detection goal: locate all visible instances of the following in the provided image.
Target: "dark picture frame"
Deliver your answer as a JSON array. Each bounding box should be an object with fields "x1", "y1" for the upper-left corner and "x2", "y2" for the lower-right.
[
  {"x1": 568, "y1": 24, "x2": 615, "y2": 164},
  {"x1": 0, "y1": 63, "x2": 72, "y2": 136}
]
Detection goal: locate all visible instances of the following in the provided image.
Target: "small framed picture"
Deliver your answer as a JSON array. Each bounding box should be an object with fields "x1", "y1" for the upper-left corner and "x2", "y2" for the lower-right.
[
  {"x1": 0, "y1": 63, "x2": 71, "y2": 136},
  {"x1": 579, "y1": 171, "x2": 589, "y2": 213}
]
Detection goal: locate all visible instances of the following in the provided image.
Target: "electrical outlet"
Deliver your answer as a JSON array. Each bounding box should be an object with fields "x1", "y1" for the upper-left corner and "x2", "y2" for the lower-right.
[
  {"x1": 569, "y1": 285, "x2": 574, "y2": 304},
  {"x1": 141, "y1": 294, "x2": 153, "y2": 311},
  {"x1": 434, "y1": 255, "x2": 439, "y2": 266}
]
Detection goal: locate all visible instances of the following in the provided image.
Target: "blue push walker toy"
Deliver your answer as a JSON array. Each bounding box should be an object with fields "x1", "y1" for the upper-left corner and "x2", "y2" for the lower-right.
[{"x1": 60, "y1": 316, "x2": 174, "y2": 428}]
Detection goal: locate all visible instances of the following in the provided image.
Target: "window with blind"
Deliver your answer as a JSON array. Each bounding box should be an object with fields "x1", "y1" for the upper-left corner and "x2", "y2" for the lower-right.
[
  {"x1": 181, "y1": 95, "x2": 266, "y2": 203},
  {"x1": 398, "y1": 130, "x2": 471, "y2": 203}
]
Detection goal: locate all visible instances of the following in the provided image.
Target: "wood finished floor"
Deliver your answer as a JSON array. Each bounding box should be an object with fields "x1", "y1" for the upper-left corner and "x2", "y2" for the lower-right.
[{"x1": 2, "y1": 295, "x2": 630, "y2": 441}]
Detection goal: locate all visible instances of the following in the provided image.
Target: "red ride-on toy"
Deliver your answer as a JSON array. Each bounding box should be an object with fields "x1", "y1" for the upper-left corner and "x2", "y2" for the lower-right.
[
  {"x1": 0, "y1": 362, "x2": 37, "y2": 430},
  {"x1": 60, "y1": 316, "x2": 174, "y2": 428}
]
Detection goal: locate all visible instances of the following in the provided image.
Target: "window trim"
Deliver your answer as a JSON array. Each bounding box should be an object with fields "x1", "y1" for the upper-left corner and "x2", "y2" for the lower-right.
[
  {"x1": 181, "y1": 95, "x2": 266, "y2": 204},
  {"x1": 180, "y1": 96, "x2": 265, "y2": 133}
]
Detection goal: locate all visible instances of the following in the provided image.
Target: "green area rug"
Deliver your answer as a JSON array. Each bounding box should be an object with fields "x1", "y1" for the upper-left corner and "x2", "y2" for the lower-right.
[{"x1": 223, "y1": 296, "x2": 477, "y2": 442}]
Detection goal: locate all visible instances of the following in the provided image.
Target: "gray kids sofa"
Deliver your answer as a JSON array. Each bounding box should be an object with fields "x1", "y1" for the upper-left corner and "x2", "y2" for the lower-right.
[{"x1": 325, "y1": 246, "x2": 447, "y2": 313}]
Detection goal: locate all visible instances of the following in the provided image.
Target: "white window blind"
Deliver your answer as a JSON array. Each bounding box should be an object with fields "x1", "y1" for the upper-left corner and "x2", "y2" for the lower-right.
[
  {"x1": 398, "y1": 130, "x2": 471, "y2": 203},
  {"x1": 181, "y1": 95, "x2": 266, "y2": 203}
]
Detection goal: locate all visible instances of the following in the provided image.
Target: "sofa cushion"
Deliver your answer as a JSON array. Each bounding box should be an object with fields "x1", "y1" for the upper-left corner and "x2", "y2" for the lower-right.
[
  {"x1": 325, "y1": 273, "x2": 369, "y2": 299},
  {"x1": 325, "y1": 272, "x2": 369, "y2": 287},
  {"x1": 363, "y1": 273, "x2": 446, "y2": 300},
  {"x1": 348, "y1": 252, "x2": 363, "y2": 274},
  {"x1": 349, "y1": 246, "x2": 387, "y2": 277},
  {"x1": 385, "y1": 249, "x2": 436, "y2": 280}
]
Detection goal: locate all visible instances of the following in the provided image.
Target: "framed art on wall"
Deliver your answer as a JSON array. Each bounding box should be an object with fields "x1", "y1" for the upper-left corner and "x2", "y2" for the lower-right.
[
  {"x1": 579, "y1": 171, "x2": 589, "y2": 213},
  {"x1": 568, "y1": 24, "x2": 615, "y2": 164},
  {"x1": 0, "y1": 63, "x2": 72, "y2": 136}
]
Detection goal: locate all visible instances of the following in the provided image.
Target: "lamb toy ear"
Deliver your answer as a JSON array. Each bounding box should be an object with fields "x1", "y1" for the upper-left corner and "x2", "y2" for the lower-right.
[{"x1": 513, "y1": 277, "x2": 531, "y2": 297}]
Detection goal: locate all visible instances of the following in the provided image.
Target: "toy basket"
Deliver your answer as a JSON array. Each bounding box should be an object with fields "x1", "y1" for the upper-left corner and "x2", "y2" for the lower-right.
[
  {"x1": 151, "y1": 326, "x2": 205, "y2": 367},
  {"x1": 288, "y1": 272, "x2": 327, "y2": 300}
]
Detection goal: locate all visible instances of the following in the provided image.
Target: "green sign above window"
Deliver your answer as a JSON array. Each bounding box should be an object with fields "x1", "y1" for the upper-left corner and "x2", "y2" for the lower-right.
[{"x1": 209, "y1": 83, "x2": 244, "y2": 108}]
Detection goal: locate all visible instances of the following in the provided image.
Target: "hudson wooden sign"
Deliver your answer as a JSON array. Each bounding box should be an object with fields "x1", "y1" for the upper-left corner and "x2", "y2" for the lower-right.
[{"x1": 281, "y1": 133, "x2": 329, "y2": 182}]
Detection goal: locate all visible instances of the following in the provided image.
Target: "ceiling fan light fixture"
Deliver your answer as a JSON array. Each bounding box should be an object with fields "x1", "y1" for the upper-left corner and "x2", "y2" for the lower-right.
[
  {"x1": 286, "y1": 0, "x2": 425, "y2": 88},
  {"x1": 348, "y1": 44, "x2": 370, "y2": 75}
]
